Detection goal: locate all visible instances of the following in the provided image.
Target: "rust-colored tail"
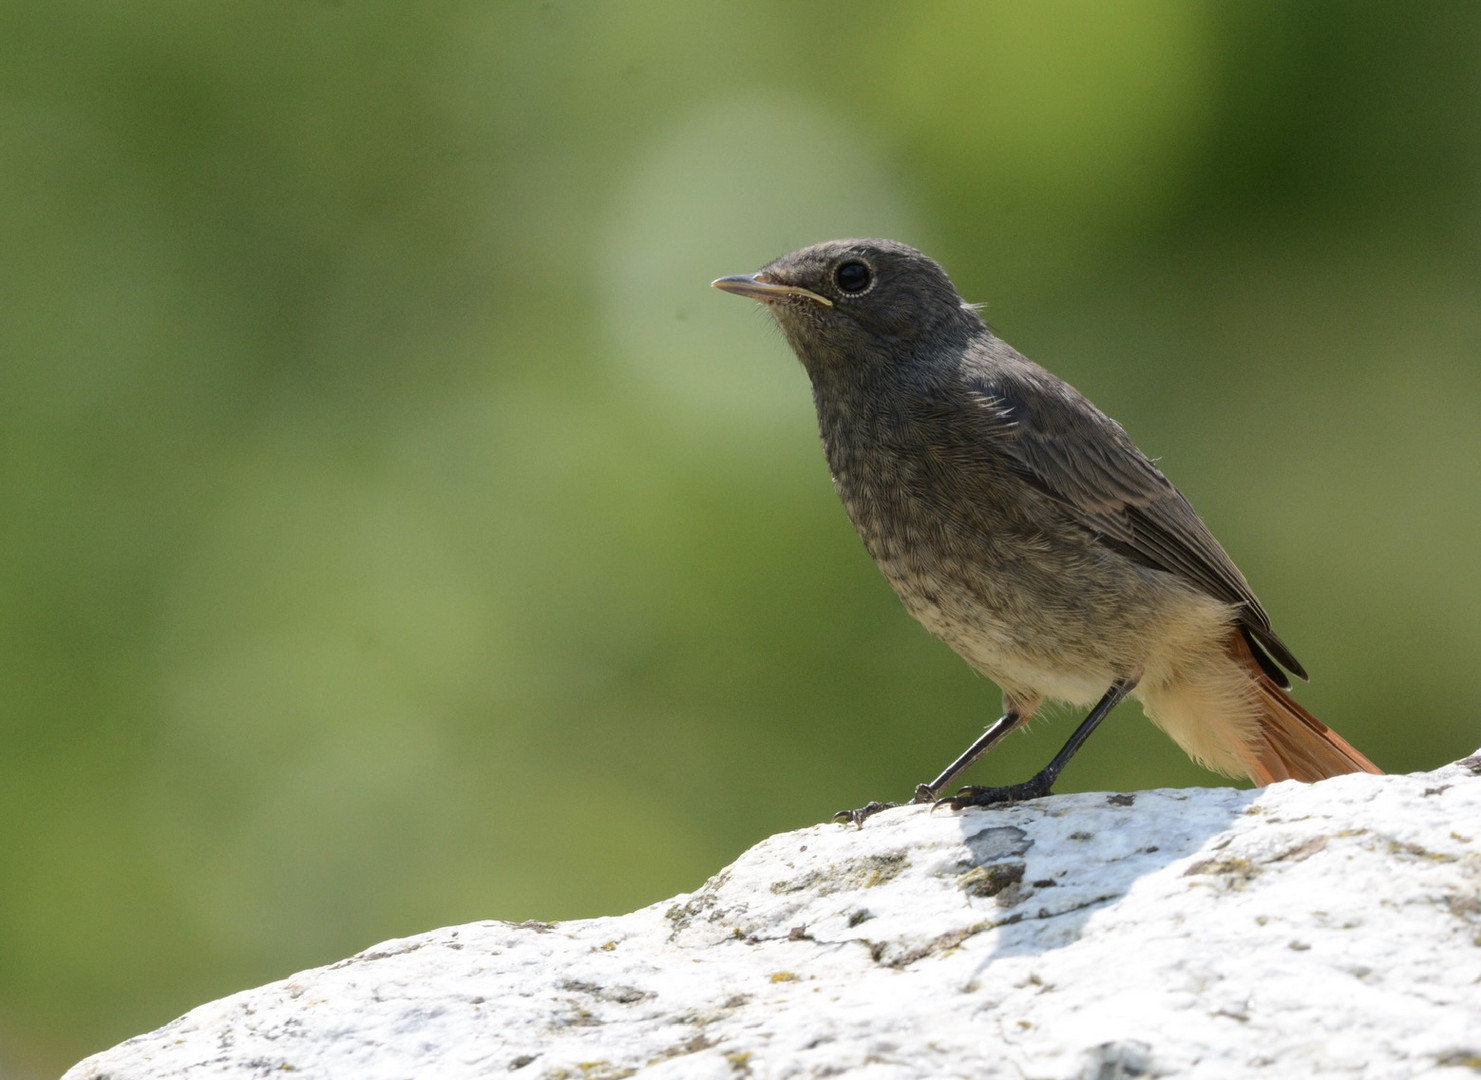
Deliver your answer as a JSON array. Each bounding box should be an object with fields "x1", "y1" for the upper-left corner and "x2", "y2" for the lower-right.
[{"x1": 1232, "y1": 636, "x2": 1382, "y2": 784}]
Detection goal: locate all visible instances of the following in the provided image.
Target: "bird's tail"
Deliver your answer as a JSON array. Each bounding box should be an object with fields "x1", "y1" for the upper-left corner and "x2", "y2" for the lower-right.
[
  {"x1": 1139, "y1": 632, "x2": 1381, "y2": 784},
  {"x1": 1230, "y1": 634, "x2": 1382, "y2": 784}
]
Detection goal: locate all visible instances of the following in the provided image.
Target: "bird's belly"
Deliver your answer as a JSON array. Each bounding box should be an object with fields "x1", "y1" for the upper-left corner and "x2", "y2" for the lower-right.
[
  {"x1": 833, "y1": 455, "x2": 1236, "y2": 704},
  {"x1": 866, "y1": 521, "x2": 1223, "y2": 706},
  {"x1": 885, "y1": 566, "x2": 1116, "y2": 706}
]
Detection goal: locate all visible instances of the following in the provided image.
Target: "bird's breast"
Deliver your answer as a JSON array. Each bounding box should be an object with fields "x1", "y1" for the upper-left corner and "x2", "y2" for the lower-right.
[{"x1": 818, "y1": 409, "x2": 1199, "y2": 699}]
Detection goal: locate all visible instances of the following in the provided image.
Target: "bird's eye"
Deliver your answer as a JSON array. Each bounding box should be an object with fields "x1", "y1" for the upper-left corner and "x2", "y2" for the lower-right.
[{"x1": 834, "y1": 260, "x2": 871, "y2": 294}]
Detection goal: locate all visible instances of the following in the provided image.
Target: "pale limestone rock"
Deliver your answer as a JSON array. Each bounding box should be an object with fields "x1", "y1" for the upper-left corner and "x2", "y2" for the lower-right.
[{"x1": 65, "y1": 752, "x2": 1481, "y2": 1079}]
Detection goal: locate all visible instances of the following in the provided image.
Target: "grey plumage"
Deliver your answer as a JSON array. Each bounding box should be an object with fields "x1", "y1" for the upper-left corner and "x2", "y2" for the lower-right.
[{"x1": 713, "y1": 238, "x2": 1378, "y2": 813}]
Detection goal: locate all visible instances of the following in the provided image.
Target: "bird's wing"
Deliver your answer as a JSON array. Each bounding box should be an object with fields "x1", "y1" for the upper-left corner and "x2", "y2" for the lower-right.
[{"x1": 976, "y1": 362, "x2": 1306, "y2": 683}]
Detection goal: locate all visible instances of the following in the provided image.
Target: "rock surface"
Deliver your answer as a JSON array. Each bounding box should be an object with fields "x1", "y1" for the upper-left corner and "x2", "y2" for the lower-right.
[{"x1": 67, "y1": 753, "x2": 1481, "y2": 1080}]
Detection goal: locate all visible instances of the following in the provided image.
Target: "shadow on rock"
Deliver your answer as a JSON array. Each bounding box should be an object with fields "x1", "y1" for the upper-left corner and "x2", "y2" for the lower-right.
[{"x1": 945, "y1": 783, "x2": 1258, "y2": 966}]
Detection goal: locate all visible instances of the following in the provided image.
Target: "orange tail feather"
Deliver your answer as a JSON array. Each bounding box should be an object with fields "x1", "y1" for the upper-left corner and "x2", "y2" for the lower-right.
[{"x1": 1231, "y1": 636, "x2": 1382, "y2": 784}]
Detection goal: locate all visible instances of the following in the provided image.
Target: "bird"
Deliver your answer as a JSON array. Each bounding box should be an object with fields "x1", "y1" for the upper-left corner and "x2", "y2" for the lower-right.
[{"x1": 712, "y1": 239, "x2": 1380, "y2": 824}]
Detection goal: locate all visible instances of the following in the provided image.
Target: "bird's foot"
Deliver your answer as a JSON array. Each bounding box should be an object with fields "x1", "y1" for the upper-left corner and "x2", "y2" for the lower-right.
[
  {"x1": 832, "y1": 801, "x2": 897, "y2": 827},
  {"x1": 938, "y1": 773, "x2": 1055, "y2": 810},
  {"x1": 833, "y1": 785, "x2": 938, "y2": 827}
]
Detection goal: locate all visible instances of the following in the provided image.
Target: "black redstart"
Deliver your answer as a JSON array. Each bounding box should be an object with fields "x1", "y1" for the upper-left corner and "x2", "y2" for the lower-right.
[{"x1": 713, "y1": 239, "x2": 1379, "y2": 823}]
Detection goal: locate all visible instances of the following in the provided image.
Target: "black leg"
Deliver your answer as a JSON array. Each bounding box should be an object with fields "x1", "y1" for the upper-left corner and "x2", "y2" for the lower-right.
[
  {"x1": 943, "y1": 676, "x2": 1139, "y2": 810},
  {"x1": 915, "y1": 709, "x2": 1027, "y2": 801},
  {"x1": 833, "y1": 709, "x2": 1027, "y2": 827}
]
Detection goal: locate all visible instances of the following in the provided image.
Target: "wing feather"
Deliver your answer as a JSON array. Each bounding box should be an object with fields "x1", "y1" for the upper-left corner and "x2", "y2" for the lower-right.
[{"x1": 966, "y1": 361, "x2": 1307, "y2": 685}]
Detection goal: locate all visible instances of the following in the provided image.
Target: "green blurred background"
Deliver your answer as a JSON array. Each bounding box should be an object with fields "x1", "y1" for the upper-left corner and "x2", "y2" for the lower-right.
[{"x1": 3, "y1": 1, "x2": 1478, "y2": 1072}]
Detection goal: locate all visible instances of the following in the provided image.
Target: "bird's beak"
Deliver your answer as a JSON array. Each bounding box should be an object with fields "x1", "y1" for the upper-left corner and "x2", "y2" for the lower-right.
[{"x1": 711, "y1": 273, "x2": 833, "y2": 308}]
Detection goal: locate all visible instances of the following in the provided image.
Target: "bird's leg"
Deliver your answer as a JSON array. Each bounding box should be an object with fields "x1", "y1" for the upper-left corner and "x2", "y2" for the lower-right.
[
  {"x1": 913, "y1": 707, "x2": 1031, "y2": 802},
  {"x1": 943, "y1": 675, "x2": 1140, "y2": 809},
  {"x1": 833, "y1": 703, "x2": 1033, "y2": 827}
]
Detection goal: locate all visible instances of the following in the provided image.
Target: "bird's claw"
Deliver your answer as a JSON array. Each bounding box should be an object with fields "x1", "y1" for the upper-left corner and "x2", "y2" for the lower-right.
[
  {"x1": 938, "y1": 776, "x2": 1055, "y2": 810},
  {"x1": 834, "y1": 783, "x2": 941, "y2": 827},
  {"x1": 832, "y1": 801, "x2": 900, "y2": 828}
]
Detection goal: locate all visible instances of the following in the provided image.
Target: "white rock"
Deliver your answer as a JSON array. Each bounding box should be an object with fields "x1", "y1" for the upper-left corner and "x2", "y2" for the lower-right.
[{"x1": 66, "y1": 753, "x2": 1481, "y2": 1080}]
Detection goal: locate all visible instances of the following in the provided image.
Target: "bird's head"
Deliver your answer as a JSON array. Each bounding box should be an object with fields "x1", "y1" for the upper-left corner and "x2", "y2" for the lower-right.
[{"x1": 712, "y1": 239, "x2": 981, "y2": 378}]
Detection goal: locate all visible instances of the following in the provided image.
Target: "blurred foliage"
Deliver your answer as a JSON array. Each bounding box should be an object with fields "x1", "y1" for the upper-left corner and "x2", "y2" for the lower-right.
[{"x1": 1, "y1": 2, "x2": 1478, "y2": 1073}]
